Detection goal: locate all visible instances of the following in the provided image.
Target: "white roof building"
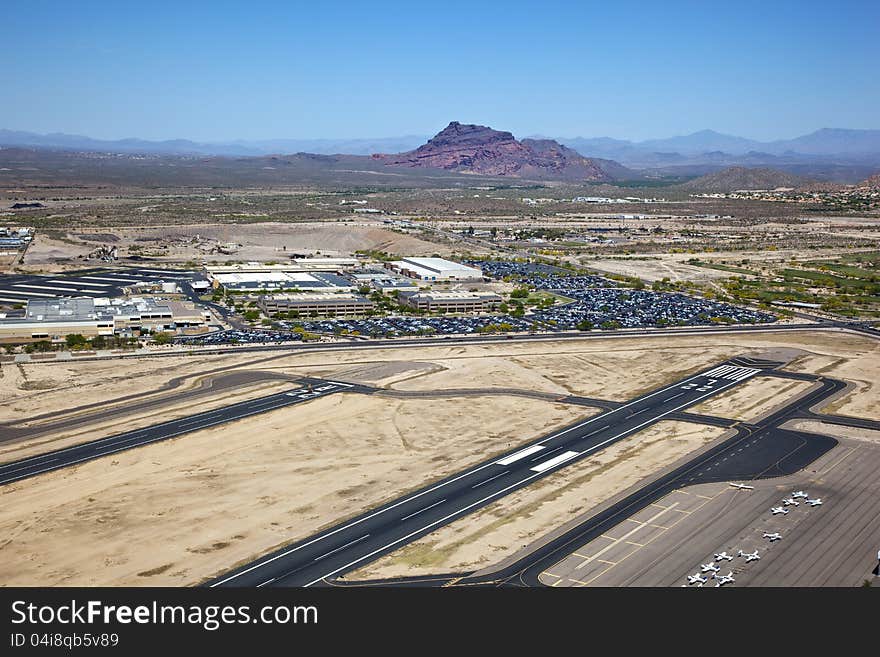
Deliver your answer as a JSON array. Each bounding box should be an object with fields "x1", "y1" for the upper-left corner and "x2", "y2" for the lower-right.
[{"x1": 388, "y1": 257, "x2": 483, "y2": 281}]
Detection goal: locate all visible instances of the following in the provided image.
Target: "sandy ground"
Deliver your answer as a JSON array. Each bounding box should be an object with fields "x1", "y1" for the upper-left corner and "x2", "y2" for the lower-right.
[
  {"x1": 0, "y1": 353, "x2": 271, "y2": 424},
  {"x1": 346, "y1": 421, "x2": 727, "y2": 580},
  {"x1": 690, "y1": 377, "x2": 815, "y2": 422},
  {"x1": 21, "y1": 222, "x2": 451, "y2": 266},
  {"x1": 0, "y1": 394, "x2": 587, "y2": 586},
  {"x1": 586, "y1": 258, "x2": 731, "y2": 283},
  {"x1": 784, "y1": 419, "x2": 880, "y2": 445},
  {"x1": 783, "y1": 349, "x2": 880, "y2": 420}
]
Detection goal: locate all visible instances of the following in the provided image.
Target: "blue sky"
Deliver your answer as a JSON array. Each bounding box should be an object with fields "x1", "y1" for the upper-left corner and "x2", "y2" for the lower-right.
[{"x1": 2, "y1": 0, "x2": 878, "y2": 142}]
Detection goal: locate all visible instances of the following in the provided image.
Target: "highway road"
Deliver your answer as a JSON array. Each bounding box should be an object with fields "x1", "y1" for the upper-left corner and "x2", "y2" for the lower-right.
[
  {"x1": 208, "y1": 357, "x2": 784, "y2": 587},
  {"x1": 0, "y1": 378, "x2": 363, "y2": 487},
  {"x1": 33, "y1": 319, "x2": 874, "y2": 366}
]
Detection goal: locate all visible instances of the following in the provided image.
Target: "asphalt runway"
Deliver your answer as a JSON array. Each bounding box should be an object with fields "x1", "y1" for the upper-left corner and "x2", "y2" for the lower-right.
[
  {"x1": 452, "y1": 374, "x2": 844, "y2": 587},
  {"x1": 0, "y1": 378, "x2": 362, "y2": 486},
  {"x1": 208, "y1": 357, "x2": 784, "y2": 587}
]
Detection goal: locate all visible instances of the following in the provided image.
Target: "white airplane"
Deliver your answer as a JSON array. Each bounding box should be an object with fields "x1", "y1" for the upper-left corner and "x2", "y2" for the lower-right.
[
  {"x1": 714, "y1": 551, "x2": 734, "y2": 562},
  {"x1": 714, "y1": 572, "x2": 735, "y2": 587},
  {"x1": 806, "y1": 497, "x2": 822, "y2": 506},
  {"x1": 729, "y1": 483, "x2": 754, "y2": 490},
  {"x1": 782, "y1": 497, "x2": 799, "y2": 506},
  {"x1": 738, "y1": 549, "x2": 761, "y2": 562},
  {"x1": 770, "y1": 506, "x2": 789, "y2": 515},
  {"x1": 763, "y1": 532, "x2": 782, "y2": 542},
  {"x1": 687, "y1": 574, "x2": 708, "y2": 586},
  {"x1": 791, "y1": 491, "x2": 809, "y2": 499},
  {"x1": 700, "y1": 562, "x2": 721, "y2": 574}
]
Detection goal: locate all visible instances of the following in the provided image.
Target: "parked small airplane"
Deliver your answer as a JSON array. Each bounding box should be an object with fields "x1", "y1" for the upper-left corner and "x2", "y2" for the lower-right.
[
  {"x1": 791, "y1": 491, "x2": 809, "y2": 499},
  {"x1": 687, "y1": 574, "x2": 708, "y2": 586},
  {"x1": 782, "y1": 497, "x2": 799, "y2": 506},
  {"x1": 763, "y1": 532, "x2": 782, "y2": 541},
  {"x1": 738, "y1": 549, "x2": 761, "y2": 562},
  {"x1": 714, "y1": 572, "x2": 735, "y2": 587},
  {"x1": 771, "y1": 506, "x2": 789, "y2": 515},
  {"x1": 700, "y1": 562, "x2": 721, "y2": 574},
  {"x1": 729, "y1": 483, "x2": 754, "y2": 490},
  {"x1": 714, "y1": 551, "x2": 734, "y2": 562},
  {"x1": 806, "y1": 498, "x2": 823, "y2": 506}
]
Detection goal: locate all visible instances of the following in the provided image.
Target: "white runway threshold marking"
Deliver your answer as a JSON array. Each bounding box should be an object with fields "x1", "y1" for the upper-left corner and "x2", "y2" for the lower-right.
[
  {"x1": 531, "y1": 451, "x2": 579, "y2": 473},
  {"x1": 495, "y1": 444, "x2": 545, "y2": 466}
]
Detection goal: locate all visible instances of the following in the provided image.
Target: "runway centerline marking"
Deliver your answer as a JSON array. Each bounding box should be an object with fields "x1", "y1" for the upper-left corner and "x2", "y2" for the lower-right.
[
  {"x1": 471, "y1": 471, "x2": 509, "y2": 489},
  {"x1": 400, "y1": 499, "x2": 447, "y2": 521},
  {"x1": 313, "y1": 534, "x2": 371, "y2": 562}
]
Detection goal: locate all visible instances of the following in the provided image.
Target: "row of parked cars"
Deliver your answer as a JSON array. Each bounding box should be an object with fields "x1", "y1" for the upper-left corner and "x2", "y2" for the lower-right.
[
  {"x1": 465, "y1": 259, "x2": 570, "y2": 278},
  {"x1": 292, "y1": 314, "x2": 536, "y2": 338},
  {"x1": 178, "y1": 329, "x2": 304, "y2": 345}
]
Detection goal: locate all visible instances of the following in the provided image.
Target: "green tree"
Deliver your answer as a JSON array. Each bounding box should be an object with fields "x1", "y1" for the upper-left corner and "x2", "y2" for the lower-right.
[
  {"x1": 152, "y1": 331, "x2": 173, "y2": 345},
  {"x1": 65, "y1": 334, "x2": 87, "y2": 348}
]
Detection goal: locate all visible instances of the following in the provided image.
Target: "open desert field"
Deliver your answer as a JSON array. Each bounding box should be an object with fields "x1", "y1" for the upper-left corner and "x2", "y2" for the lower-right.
[
  {"x1": 17, "y1": 220, "x2": 454, "y2": 270},
  {"x1": 0, "y1": 393, "x2": 585, "y2": 586}
]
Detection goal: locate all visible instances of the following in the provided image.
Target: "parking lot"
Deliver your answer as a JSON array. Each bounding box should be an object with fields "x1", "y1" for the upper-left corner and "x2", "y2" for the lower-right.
[
  {"x1": 464, "y1": 259, "x2": 573, "y2": 279},
  {"x1": 179, "y1": 271, "x2": 774, "y2": 344},
  {"x1": 527, "y1": 287, "x2": 774, "y2": 329}
]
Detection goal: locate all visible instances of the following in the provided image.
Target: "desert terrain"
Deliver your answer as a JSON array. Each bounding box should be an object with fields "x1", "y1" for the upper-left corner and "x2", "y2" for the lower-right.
[{"x1": 0, "y1": 329, "x2": 875, "y2": 585}]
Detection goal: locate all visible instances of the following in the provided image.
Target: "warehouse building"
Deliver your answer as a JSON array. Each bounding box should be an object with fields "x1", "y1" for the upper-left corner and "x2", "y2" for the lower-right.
[
  {"x1": 257, "y1": 293, "x2": 374, "y2": 318},
  {"x1": 209, "y1": 271, "x2": 354, "y2": 293},
  {"x1": 387, "y1": 257, "x2": 483, "y2": 281},
  {"x1": 0, "y1": 297, "x2": 209, "y2": 344},
  {"x1": 399, "y1": 291, "x2": 501, "y2": 313}
]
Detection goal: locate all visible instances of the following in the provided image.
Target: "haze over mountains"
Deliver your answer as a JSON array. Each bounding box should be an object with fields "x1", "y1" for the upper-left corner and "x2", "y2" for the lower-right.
[
  {"x1": 3, "y1": 126, "x2": 879, "y2": 162},
  {"x1": 2, "y1": 122, "x2": 880, "y2": 185}
]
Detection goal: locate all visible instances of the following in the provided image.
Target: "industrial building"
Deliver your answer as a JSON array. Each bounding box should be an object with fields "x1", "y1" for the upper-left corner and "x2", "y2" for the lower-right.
[
  {"x1": 0, "y1": 297, "x2": 209, "y2": 344},
  {"x1": 349, "y1": 270, "x2": 420, "y2": 294},
  {"x1": 399, "y1": 291, "x2": 501, "y2": 313},
  {"x1": 386, "y1": 257, "x2": 483, "y2": 282},
  {"x1": 209, "y1": 271, "x2": 354, "y2": 293},
  {"x1": 257, "y1": 294, "x2": 374, "y2": 318}
]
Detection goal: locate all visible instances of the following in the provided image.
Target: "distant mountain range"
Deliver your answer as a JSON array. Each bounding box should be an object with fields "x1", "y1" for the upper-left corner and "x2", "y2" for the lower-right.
[
  {"x1": 0, "y1": 129, "x2": 428, "y2": 157},
  {"x1": 557, "y1": 128, "x2": 880, "y2": 168},
  {"x1": 2, "y1": 123, "x2": 880, "y2": 184}
]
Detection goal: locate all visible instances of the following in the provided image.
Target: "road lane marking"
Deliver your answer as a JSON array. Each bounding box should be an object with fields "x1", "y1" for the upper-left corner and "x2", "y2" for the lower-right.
[
  {"x1": 531, "y1": 451, "x2": 579, "y2": 473},
  {"x1": 574, "y1": 503, "x2": 679, "y2": 570},
  {"x1": 313, "y1": 534, "x2": 371, "y2": 562},
  {"x1": 531, "y1": 445, "x2": 565, "y2": 461},
  {"x1": 496, "y1": 444, "x2": 545, "y2": 465},
  {"x1": 471, "y1": 471, "x2": 509, "y2": 489},
  {"x1": 400, "y1": 499, "x2": 447, "y2": 521}
]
